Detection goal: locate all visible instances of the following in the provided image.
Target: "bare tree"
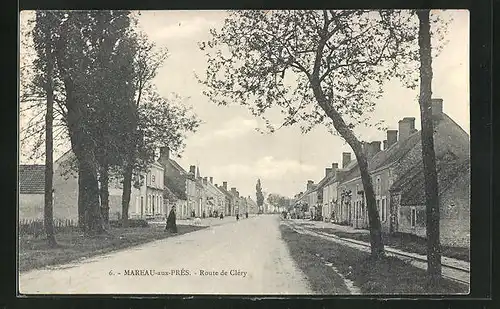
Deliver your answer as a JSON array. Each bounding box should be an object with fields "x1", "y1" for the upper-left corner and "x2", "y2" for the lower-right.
[
  {"x1": 33, "y1": 11, "x2": 58, "y2": 247},
  {"x1": 199, "y1": 10, "x2": 420, "y2": 258}
]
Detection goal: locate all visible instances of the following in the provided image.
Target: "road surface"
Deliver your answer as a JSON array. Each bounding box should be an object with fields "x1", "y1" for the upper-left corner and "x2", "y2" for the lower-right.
[{"x1": 19, "y1": 215, "x2": 313, "y2": 295}]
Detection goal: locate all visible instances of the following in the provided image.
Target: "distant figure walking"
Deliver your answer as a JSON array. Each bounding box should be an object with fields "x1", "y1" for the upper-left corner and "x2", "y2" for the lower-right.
[
  {"x1": 245, "y1": 212, "x2": 248, "y2": 219},
  {"x1": 236, "y1": 214, "x2": 239, "y2": 221},
  {"x1": 165, "y1": 206, "x2": 178, "y2": 233},
  {"x1": 220, "y1": 213, "x2": 224, "y2": 220}
]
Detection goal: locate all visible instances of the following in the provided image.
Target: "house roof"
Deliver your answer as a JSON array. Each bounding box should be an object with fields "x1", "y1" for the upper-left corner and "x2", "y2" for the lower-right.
[
  {"x1": 164, "y1": 177, "x2": 187, "y2": 200},
  {"x1": 316, "y1": 172, "x2": 336, "y2": 192},
  {"x1": 391, "y1": 158, "x2": 470, "y2": 206},
  {"x1": 218, "y1": 187, "x2": 235, "y2": 200},
  {"x1": 167, "y1": 158, "x2": 187, "y2": 175},
  {"x1": 19, "y1": 165, "x2": 45, "y2": 194},
  {"x1": 342, "y1": 113, "x2": 468, "y2": 183}
]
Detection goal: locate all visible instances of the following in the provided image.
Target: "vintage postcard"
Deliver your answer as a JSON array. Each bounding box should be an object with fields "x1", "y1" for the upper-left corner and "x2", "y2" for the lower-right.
[{"x1": 18, "y1": 9, "x2": 470, "y2": 295}]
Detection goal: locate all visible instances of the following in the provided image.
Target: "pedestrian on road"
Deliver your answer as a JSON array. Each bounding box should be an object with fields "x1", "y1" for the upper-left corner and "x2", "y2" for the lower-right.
[
  {"x1": 220, "y1": 212, "x2": 224, "y2": 220},
  {"x1": 165, "y1": 206, "x2": 178, "y2": 233},
  {"x1": 245, "y1": 212, "x2": 248, "y2": 219},
  {"x1": 236, "y1": 214, "x2": 239, "y2": 221}
]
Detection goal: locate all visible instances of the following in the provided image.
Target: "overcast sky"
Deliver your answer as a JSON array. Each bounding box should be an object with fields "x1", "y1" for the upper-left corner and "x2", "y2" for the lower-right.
[
  {"x1": 136, "y1": 10, "x2": 469, "y2": 198},
  {"x1": 19, "y1": 10, "x2": 469, "y2": 199}
]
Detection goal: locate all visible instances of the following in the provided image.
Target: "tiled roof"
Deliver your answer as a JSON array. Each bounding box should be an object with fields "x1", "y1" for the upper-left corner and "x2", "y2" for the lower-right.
[
  {"x1": 19, "y1": 165, "x2": 45, "y2": 194},
  {"x1": 391, "y1": 158, "x2": 470, "y2": 206},
  {"x1": 168, "y1": 158, "x2": 187, "y2": 175},
  {"x1": 165, "y1": 179, "x2": 187, "y2": 200},
  {"x1": 342, "y1": 113, "x2": 469, "y2": 182}
]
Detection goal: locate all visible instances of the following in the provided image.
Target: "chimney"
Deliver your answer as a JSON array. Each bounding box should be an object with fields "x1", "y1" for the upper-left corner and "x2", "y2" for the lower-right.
[
  {"x1": 189, "y1": 165, "x2": 196, "y2": 175},
  {"x1": 398, "y1": 117, "x2": 416, "y2": 142},
  {"x1": 331, "y1": 163, "x2": 338, "y2": 176},
  {"x1": 387, "y1": 130, "x2": 398, "y2": 147},
  {"x1": 383, "y1": 140, "x2": 388, "y2": 150},
  {"x1": 222, "y1": 181, "x2": 228, "y2": 190},
  {"x1": 159, "y1": 146, "x2": 170, "y2": 160},
  {"x1": 231, "y1": 187, "x2": 237, "y2": 196},
  {"x1": 307, "y1": 180, "x2": 314, "y2": 190},
  {"x1": 432, "y1": 98, "x2": 443, "y2": 119},
  {"x1": 209, "y1": 176, "x2": 213, "y2": 184},
  {"x1": 203, "y1": 177, "x2": 208, "y2": 184},
  {"x1": 369, "y1": 141, "x2": 381, "y2": 157},
  {"x1": 342, "y1": 152, "x2": 351, "y2": 168},
  {"x1": 325, "y1": 168, "x2": 332, "y2": 177}
]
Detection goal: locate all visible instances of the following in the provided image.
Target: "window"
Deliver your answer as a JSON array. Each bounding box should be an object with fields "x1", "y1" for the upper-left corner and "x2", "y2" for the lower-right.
[
  {"x1": 410, "y1": 207, "x2": 416, "y2": 227},
  {"x1": 376, "y1": 199, "x2": 380, "y2": 217},
  {"x1": 376, "y1": 177, "x2": 381, "y2": 195},
  {"x1": 152, "y1": 174, "x2": 155, "y2": 183}
]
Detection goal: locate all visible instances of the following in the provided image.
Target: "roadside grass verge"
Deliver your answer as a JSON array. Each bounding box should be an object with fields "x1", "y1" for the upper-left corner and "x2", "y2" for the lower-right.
[
  {"x1": 279, "y1": 224, "x2": 351, "y2": 294},
  {"x1": 310, "y1": 227, "x2": 469, "y2": 262},
  {"x1": 19, "y1": 224, "x2": 206, "y2": 272},
  {"x1": 280, "y1": 224, "x2": 468, "y2": 295}
]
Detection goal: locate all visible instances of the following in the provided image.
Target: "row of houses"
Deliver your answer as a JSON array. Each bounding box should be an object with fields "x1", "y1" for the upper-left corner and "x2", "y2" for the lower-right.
[
  {"x1": 19, "y1": 146, "x2": 259, "y2": 223},
  {"x1": 293, "y1": 98, "x2": 470, "y2": 247}
]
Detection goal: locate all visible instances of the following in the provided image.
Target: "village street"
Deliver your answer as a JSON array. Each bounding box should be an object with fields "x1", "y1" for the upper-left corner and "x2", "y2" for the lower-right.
[{"x1": 19, "y1": 215, "x2": 313, "y2": 295}]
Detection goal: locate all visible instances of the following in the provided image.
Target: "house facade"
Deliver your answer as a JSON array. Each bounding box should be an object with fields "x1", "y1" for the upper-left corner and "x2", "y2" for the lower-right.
[
  {"x1": 19, "y1": 165, "x2": 47, "y2": 221},
  {"x1": 201, "y1": 176, "x2": 225, "y2": 216},
  {"x1": 20, "y1": 149, "x2": 165, "y2": 223},
  {"x1": 335, "y1": 99, "x2": 470, "y2": 246},
  {"x1": 322, "y1": 163, "x2": 340, "y2": 222},
  {"x1": 217, "y1": 181, "x2": 234, "y2": 216},
  {"x1": 246, "y1": 196, "x2": 259, "y2": 214},
  {"x1": 158, "y1": 147, "x2": 189, "y2": 219}
]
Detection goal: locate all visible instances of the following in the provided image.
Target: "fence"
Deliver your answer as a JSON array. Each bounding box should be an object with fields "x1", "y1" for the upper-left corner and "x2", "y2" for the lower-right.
[{"x1": 19, "y1": 218, "x2": 77, "y2": 237}]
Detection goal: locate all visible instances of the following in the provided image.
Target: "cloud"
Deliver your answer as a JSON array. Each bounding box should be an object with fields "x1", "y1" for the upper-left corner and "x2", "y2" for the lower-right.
[
  {"x1": 212, "y1": 156, "x2": 317, "y2": 180},
  {"x1": 190, "y1": 117, "x2": 259, "y2": 146}
]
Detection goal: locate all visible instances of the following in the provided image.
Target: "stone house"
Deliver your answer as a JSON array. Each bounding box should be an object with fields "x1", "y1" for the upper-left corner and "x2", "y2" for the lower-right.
[
  {"x1": 201, "y1": 176, "x2": 225, "y2": 216},
  {"x1": 194, "y1": 167, "x2": 207, "y2": 217},
  {"x1": 158, "y1": 147, "x2": 190, "y2": 219},
  {"x1": 315, "y1": 164, "x2": 337, "y2": 220},
  {"x1": 336, "y1": 99, "x2": 470, "y2": 246},
  {"x1": 20, "y1": 148, "x2": 167, "y2": 223},
  {"x1": 216, "y1": 181, "x2": 235, "y2": 216},
  {"x1": 229, "y1": 187, "x2": 241, "y2": 215},
  {"x1": 335, "y1": 152, "x2": 356, "y2": 225},
  {"x1": 321, "y1": 163, "x2": 340, "y2": 222},
  {"x1": 19, "y1": 165, "x2": 47, "y2": 221},
  {"x1": 246, "y1": 196, "x2": 259, "y2": 214},
  {"x1": 295, "y1": 180, "x2": 317, "y2": 218}
]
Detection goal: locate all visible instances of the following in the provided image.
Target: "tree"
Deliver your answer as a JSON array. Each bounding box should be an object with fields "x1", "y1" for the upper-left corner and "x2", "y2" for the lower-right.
[
  {"x1": 199, "y1": 10, "x2": 419, "y2": 258},
  {"x1": 33, "y1": 11, "x2": 58, "y2": 247},
  {"x1": 267, "y1": 193, "x2": 291, "y2": 212},
  {"x1": 119, "y1": 25, "x2": 169, "y2": 227},
  {"x1": 26, "y1": 11, "x2": 139, "y2": 234},
  {"x1": 416, "y1": 9, "x2": 441, "y2": 285},
  {"x1": 255, "y1": 179, "x2": 264, "y2": 213}
]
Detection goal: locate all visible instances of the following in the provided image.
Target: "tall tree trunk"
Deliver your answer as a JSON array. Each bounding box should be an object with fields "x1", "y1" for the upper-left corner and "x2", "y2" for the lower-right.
[
  {"x1": 79, "y1": 158, "x2": 106, "y2": 235},
  {"x1": 78, "y1": 168, "x2": 86, "y2": 232},
  {"x1": 43, "y1": 44, "x2": 57, "y2": 248},
  {"x1": 121, "y1": 162, "x2": 133, "y2": 227},
  {"x1": 417, "y1": 9, "x2": 442, "y2": 285},
  {"x1": 310, "y1": 79, "x2": 384, "y2": 258},
  {"x1": 99, "y1": 164, "x2": 110, "y2": 225}
]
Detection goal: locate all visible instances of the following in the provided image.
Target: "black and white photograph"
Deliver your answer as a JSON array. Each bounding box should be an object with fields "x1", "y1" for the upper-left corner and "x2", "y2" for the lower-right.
[{"x1": 18, "y1": 9, "x2": 470, "y2": 295}]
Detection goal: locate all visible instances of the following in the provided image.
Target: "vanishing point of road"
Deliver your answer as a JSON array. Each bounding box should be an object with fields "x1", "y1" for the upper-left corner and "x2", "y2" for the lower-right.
[{"x1": 19, "y1": 215, "x2": 313, "y2": 295}]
